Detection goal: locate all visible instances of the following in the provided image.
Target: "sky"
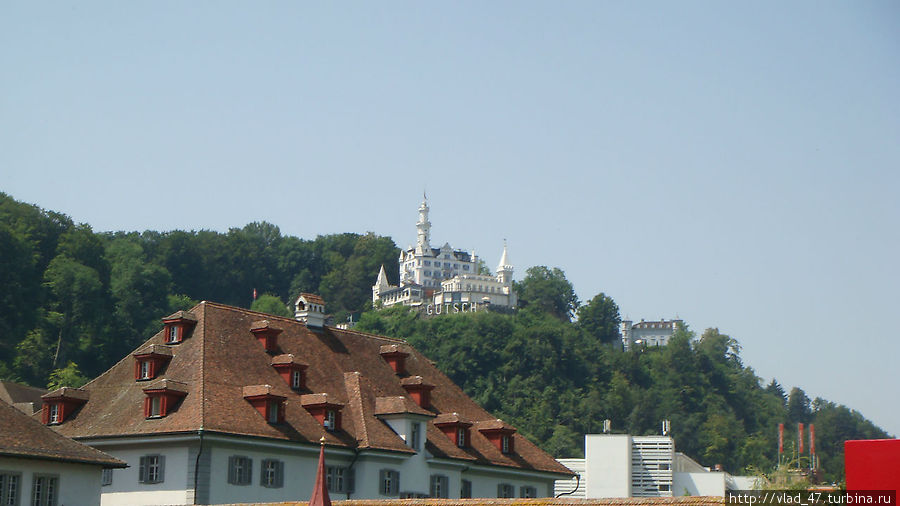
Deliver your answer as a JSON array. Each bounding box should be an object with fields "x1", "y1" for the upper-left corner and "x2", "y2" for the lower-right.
[{"x1": 2, "y1": 2, "x2": 898, "y2": 437}]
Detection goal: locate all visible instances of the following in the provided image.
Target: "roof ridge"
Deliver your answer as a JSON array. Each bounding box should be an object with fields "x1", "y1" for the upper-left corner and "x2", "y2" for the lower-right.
[
  {"x1": 330, "y1": 326, "x2": 407, "y2": 344},
  {"x1": 200, "y1": 300, "x2": 300, "y2": 324},
  {"x1": 343, "y1": 372, "x2": 370, "y2": 447}
]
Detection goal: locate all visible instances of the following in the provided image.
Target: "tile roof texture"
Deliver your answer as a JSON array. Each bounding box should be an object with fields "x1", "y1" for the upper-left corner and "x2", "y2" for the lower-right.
[
  {"x1": 0, "y1": 380, "x2": 46, "y2": 414},
  {"x1": 48, "y1": 301, "x2": 571, "y2": 476},
  {"x1": 0, "y1": 401, "x2": 125, "y2": 467}
]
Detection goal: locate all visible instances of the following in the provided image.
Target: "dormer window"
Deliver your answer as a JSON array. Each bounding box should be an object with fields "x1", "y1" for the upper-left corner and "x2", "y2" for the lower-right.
[
  {"x1": 161, "y1": 311, "x2": 197, "y2": 345},
  {"x1": 477, "y1": 419, "x2": 517, "y2": 454},
  {"x1": 400, "y1": 376, "x2": 435, "y2": 409},
  {"x1": 434, "y1": 413, "x2": 472, "y2": 449},
  {"x1": 251, "y1": 320, "x2": 283, "y2": 353},
  {"x1": 380, "y1": 344, "x2": 411, "y2": 375},
  {"x1": 271, "y1": 354, "x2": 308, "y2": 391},
  {"x1": 243, "y1": 385, "x2": 286, "y2": 424},
  {"x1": 41, "y1": 387, "x2": 89, "y2": 425},
  {"x1": 300, "y1": 393, "x2": 344, "y2": 432},
  {"x1": 133, "y1": 345, "x2": 173, "y2": 381},
  {"x1": 143, "y1": 380, "x2": 188, "y2": 419}
]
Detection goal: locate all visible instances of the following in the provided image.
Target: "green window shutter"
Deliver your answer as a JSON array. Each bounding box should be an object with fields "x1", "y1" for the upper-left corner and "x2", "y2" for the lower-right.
[
  {"x1": 391, "y1": 471, "x2": 399, "y2": 495},
  {"x1": 158, "y1": 455, "x2": 166, "y2": 483},
  {"x1": 228, "y1": 456, "x2": 235, "y2": 484},
  {"x1": 139, "y1": 457, "x2": 147, "y2": 483},
  {"x1": 246, "y1": 459, "x2": 253, "y2": 485},
  {"x1": 378, "y1": 470, "x2": 386, "y2": 494},
  {"x1": 276, "y1": 461, "x2": 284, "y2": 488}
]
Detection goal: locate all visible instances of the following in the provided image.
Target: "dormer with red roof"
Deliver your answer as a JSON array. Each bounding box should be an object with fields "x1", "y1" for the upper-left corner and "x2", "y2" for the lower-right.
[
  {"x1": 133, "y1": 344, "x2": 174, "y2": 381},
  {"x1": 400, "y1": 375, "x2": 435, "y2": 409},
  {"x1": 161, "y1": 310, "x2": 197, "y2": 345},
  {"x1": 300, "y1": 393, "x2": 344, "y2": 432},
  {"x1": 294, "y1": 293, "x2": 326, "y2": 328},
  {"x1": 380, "y1": 344, "x2": 410, "y2": 376},
  {"x1": 477, "y1": 419, "x2": 517, "y2": 454},
  {"x1": 243, "y1": 385, "x2": 285, "y2": 424},
  {"x1": 142, "y1": 379, "x2": 187, "y2": 418},
  {"x1": 41, "y1": 387, "x2": 89, "y2": 425},
  {"x1": 251, "y1": 320, "x2": 283, "y2": 353},
  {"x1": 270, "y1": 354, "x2": 308, "y2": 391},
  {"x1": 434, "y1": 412, "x2": 473, "y2": 448}
]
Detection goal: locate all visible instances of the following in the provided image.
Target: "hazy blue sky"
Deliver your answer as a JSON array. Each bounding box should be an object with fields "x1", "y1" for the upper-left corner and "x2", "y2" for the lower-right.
[{"x1": 2, "y1": 2, "x2": 898, "y2": 438}]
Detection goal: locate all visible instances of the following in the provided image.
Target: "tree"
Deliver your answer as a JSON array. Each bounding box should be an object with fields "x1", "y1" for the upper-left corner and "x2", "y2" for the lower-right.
[
  {"x1": 47, "y1": 361, "x2": 89, "y2": 390},
  {"x1": 787, "y1": 387, "x2": 812, "y2": 424},
  {"x1": 251, "y1": 294, "x2": 292, "y2": 318},
  {"x1": 576, "y1": 292, "x2": 621, "y2": 344},
  {"x1": 515, "y1": 266, "x2": 579, "y2": 321}
]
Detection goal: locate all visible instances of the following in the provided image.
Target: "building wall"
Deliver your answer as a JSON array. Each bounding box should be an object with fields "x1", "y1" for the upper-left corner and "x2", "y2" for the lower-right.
[
  {"x1": 554, "y1": 459, "x2": 585, "y2": 498},
  {"x1": 585, "y1": 435, "x2": 632, "y2": 498},
  {"x1": 92, "y1": 435, "x2": 562, "y2": 504},
  {"x1": 0, "y1": 456, "x2": 103, "y2": 506},
  {"x1": 97, "y1": 444, "x2": 193, "y2": 506},
  {"x1": 673, "y1": 472, "x2": 725, "y2": 497}
]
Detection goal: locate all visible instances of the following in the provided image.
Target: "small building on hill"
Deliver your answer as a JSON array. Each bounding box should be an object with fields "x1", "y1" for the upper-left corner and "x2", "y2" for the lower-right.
[
  {"x1": 42, "y1": 295, "x2": 570, "y2": 505},
  {"x1": 621, "y1": 318, "x2": 683, "y2": 350},
  {"x1": 0, "y1": 400, "x2": 125, "y2": 506}
]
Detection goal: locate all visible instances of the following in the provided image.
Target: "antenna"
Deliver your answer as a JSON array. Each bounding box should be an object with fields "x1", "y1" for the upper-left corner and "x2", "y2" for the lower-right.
[{"x1": 602, "y1": 419, "x2": 611, "y2": 433}]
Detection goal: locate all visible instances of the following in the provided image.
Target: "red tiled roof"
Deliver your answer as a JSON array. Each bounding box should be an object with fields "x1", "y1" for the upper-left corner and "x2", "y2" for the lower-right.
[
  {"x1": 374, "y1": 396, "x2": 435, "y2": 417},
  {"x1": 0, "y1": 401, "x2": 124, "y2": 467},
  {"x1": 300, "y1": 293, "x2": 326, "y2": 305},
  {"x1": 42, "y1": 386, "x2": 90, "y2": 401},
  {"x1": 49, "y1": 301, "x2": 572, "y2": 476}
]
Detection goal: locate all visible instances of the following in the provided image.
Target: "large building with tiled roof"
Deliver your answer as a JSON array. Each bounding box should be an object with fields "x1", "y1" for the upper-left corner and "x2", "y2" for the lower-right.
[
  {"x1": 41, "y1": 295, "x2": 570, "y2": 505},
  {"x1": 0, "y1": 400, "x2": 125, "y2": 506}
]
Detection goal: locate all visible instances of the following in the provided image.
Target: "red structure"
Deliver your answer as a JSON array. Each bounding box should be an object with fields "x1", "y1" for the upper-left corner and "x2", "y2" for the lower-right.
[{"x1": 844, "y1": 439, "x2": 900, "y2": 493}]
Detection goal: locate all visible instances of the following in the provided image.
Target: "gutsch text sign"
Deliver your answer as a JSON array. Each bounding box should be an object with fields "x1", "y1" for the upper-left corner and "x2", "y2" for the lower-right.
[{"x1": 425, "y1": 302, "x2": 479, "y2": 315}]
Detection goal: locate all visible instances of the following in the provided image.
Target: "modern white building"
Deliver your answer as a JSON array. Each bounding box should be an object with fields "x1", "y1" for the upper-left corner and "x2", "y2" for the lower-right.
[
  {"x1": 45, "y1": 296, "x2": 570, "y2": 505},
  {"x1": 372, "y1": 197, "x2": 517, "y2": 310},
  {"x1": 554, "y1": 434, "x2": 760, "y2": 498},
  {"x1": 621, "y1": 318, "x2": 683, "y2": 350}
]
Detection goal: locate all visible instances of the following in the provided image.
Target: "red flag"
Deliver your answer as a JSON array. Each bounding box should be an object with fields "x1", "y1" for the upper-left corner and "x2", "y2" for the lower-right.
[
  {"x1": 778, "y1": 423, "x2": 784, "y2": 454},
  {"x1": 309, "y1": 438, "x2": 332, "y2": 506},
  {"x1": 798, "y1": 423, "x2": 804, "y2": 454}
]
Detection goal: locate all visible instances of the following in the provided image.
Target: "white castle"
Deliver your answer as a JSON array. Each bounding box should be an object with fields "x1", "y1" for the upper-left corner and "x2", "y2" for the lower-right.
[{"x1": 373, "y1": 197, "x2": 517, "y2": 311}]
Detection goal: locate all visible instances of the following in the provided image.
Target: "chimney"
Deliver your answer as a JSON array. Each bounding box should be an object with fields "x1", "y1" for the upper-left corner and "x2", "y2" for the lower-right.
[{"x1": 295, "y1": 293, "x2": 326, "y2": 328}]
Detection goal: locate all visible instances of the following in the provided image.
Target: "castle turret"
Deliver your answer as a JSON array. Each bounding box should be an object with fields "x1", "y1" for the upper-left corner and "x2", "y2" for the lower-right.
[
  {"x1": 496, "y1": 240, "x2": 513, "y2": 285},
  {"x1": 373, "y1": 265, "x2": 390, "y2": 304},
  {"x1": 415, "y1": 195, "x2": 432, "y2": 256}
]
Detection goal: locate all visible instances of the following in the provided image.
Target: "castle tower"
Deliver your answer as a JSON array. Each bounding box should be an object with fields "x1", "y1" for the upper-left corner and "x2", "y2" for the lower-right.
[
  {"x1": 373, "y1": 265, "x2": 390, "y2": 304},
  {"x1": 497, "y1": 240, "x2": 513, "y2": 285},
  {"x1": 415, "y1": 195, "x2": 432, "y2": 256}
]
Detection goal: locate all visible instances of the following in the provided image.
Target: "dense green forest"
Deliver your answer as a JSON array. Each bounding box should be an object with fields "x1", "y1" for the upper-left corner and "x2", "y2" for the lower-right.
[{"x1": 0, "y1": 192, "x2": 888, "y2": 483}]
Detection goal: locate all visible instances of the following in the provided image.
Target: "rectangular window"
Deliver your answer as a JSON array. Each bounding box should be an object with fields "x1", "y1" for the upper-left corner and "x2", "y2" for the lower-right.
[
  {"x1": 140, "y1": 360, "x2": 151, "y2": 380},
  {"x1": 1, "y1": 473, "x2": 21, "y2": 506},
  {"x1": 502, "y1": 435, "x2": 510, "y2": 453},
  {"x1": 410, "y1": 422, "x2": 420, "y2": 451},
  {"x1": 457, "y1": 428, "x2": 466, "y2": 447},
  {"x1": 268, "y1": 401, "x2": 279, "y2": 424},
  {"x1": 149, "y1": 396, "x2": 162, "y2": 417},
  {"x1": 291, "y1": 370, "x2": 302, "y2": 389},
  {"x1": 429, "y1": 475, "x2": 449, "y2": 498},
  {"x1": 48, "y1": 404, "x2": 59, "y2": 424},
  {"x1": 326, "y1": 466, "x2": 354, "y2": 493},
  {"x1": 139, "y1": 455, "x2": 165, "y2": 484},
  {"x1": 260, "y1": 459, "x2": 283, "y2": 488},
  {"x1": 461, "y1": 479, "x2": 472, "y2": 499},
  {"x1": 497, "y1": 483, "x2": 514, "y2": 498},
  {"x1": 379, "y1": 469, "x2": 399, "y2": 496},
  {"x1": 166, "y1": 326, "x2": 178, "y2": 343},
  {"x1": 30, "y1": 475, "x2": 57, "y2": 506},
  {"x1": 228, "y1": 456, "x2": 253, "y2": 486},
  {"x1": 520, "y1": 486, "x2": 537, "y2": 498},
  {"x1": 101, "y1": 468, "x2": 113, "y2": 487},
  {"x1": 324, "y1": 410, "x2": 336, "y2": 431}
]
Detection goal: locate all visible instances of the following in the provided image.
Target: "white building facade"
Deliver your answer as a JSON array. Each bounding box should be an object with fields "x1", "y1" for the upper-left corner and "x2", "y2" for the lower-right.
[
  {"x1": 621, "y1": 318, "x2": 683, "y2": 350},
  {"x1": 373, "y1": 197, "x2": 517, "y2": 310},
  {"x1": 554, "y1": 434, "x2": 760, "y2": 498}
]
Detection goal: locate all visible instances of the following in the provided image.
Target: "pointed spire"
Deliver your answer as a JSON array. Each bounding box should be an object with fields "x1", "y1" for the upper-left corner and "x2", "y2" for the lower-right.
[
  {"x1": 376, "y1": 264, "x2": 389, "y2": 289},
  {"x1": 498, "y1": 239, "x2": 511, "y2": 271},
  {"x1": 309, "y1": 437, "x2": 332, "y2": 506}
]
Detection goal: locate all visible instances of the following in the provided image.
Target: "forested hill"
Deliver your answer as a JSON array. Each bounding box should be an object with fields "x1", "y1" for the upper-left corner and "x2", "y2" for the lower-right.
[
  {"x1": 0, "y1": 192, "x2": 889, "y2": 482},
  {"x1": 0, "y1": 192, "x2": 399, "y2": 387}
]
